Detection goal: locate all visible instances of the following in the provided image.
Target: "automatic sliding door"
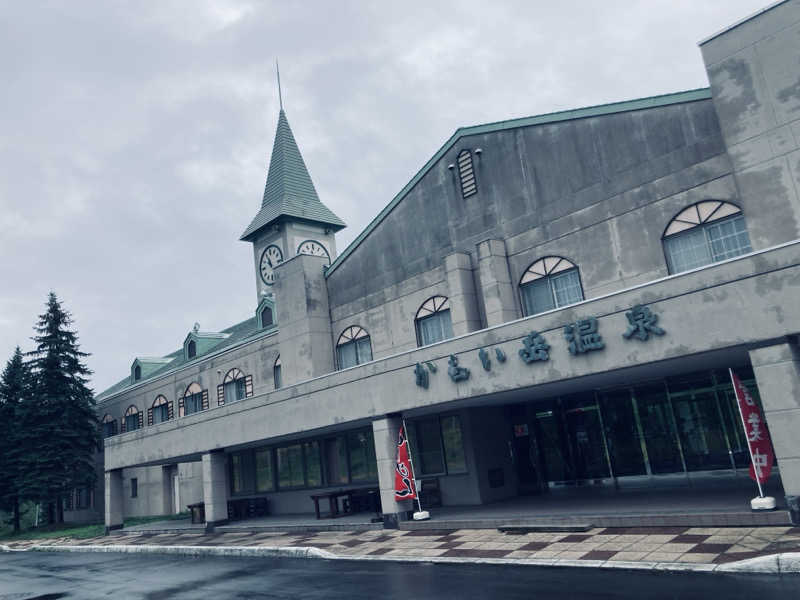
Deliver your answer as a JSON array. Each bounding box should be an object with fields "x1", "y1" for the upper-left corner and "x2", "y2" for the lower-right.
[{"x1": 634, "y1": 383, "x2": 684, "y2": 475}]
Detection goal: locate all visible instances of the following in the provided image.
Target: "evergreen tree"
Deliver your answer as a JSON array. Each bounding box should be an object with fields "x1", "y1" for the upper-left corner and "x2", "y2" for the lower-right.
[
  {"x1": 0, "y1": 346, "x2": 31, "y2": 533},
  {"x1": 21, "y1": 292, "x2": 99, "y2": 521}
]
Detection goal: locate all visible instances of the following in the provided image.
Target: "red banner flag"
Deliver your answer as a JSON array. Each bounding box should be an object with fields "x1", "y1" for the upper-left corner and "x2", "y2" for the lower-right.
[
  {"x1": 394, "y1": 425, "x2": 417, "y2": 501},
  {"x1": 730, "y1": 370, "x2": 774, "y2": 484}
]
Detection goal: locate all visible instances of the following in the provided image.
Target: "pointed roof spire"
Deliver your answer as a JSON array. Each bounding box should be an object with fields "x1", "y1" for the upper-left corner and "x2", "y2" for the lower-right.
[{"x1": 240, "y1": 108, "x2": 345, "y2": 241}]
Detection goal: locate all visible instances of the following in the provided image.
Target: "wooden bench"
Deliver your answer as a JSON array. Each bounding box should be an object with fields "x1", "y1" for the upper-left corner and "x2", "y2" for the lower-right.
[
  {"x1": 310, "y1": 486, "x2": 380, "y2": 519},
  {"x1": 227, "y1": 496, "x2": 269, "y2": 521}
]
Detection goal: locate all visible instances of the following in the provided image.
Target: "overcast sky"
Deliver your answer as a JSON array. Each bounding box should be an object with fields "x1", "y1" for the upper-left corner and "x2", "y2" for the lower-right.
[{"x1": 0, "y1": 0, "x2": 771, "y2": 393}]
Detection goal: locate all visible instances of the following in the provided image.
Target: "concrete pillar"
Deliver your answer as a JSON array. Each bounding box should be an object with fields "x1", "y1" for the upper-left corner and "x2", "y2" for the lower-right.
[
  {"x1": 372, "y1": 416, "x2": 412, "y2": 528},
  {"x1": 477, "y1": 239, "x2": 518, "y2": 327},
  {"x1": 161, "y1": 465, "x2": 174, "y2": 515},
  {"x1": 274, "y1": 254, "x2": 334, "y2": 385},
  {"x1": 444, "y1": 252, "x2": 482, "y2": 335},
  {"x1": 104, "y1": 469, "x2": 124, "y2": 534},
  {"x1": 201, "y1": 451, "x2": 229, "y2": 530},
  {"x1": 749, "y1": 339, "x2": 800, "y2": 524}
]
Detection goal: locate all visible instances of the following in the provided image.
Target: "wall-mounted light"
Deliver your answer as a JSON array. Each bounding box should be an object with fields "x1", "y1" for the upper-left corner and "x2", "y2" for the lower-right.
[
  {"x1": 475, "y1": 148, "x2": 483, "y2": 156},
  {"x1": 447, "y1": 164, "x2": 455, "y2": 170}
]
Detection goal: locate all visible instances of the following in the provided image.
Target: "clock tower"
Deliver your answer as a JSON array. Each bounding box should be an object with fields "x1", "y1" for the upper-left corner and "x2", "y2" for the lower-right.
[{"x1": 240, "y1": 109, "x2": 346, "y2": 302}]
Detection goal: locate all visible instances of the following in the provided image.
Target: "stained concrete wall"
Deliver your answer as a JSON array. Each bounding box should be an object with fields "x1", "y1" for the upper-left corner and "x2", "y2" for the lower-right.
[
  {"x1": 104, "y1": 243, "x2": 800, "y2": 486},
  {"x1": 326, "y1": 99, "x2": 736, "y2": 360},
  {"x1": 702, "y1": 0, "x2": 800, "y2": 249}
]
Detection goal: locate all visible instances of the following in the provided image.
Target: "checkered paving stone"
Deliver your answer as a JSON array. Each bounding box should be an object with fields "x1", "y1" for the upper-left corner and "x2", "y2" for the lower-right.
[{"x1": 6, "y1": 525, "x2": 800, "y2": 564}]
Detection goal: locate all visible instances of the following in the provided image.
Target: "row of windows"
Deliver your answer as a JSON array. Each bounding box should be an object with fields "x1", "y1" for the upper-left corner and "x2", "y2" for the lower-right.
[
  {"x1": 229, "y1": 428, "x2": 379, "y2": 495},
  {"x1": 333, "y1": 202, "x2": 755, "y2": 369},
  {"x1": 103, "y1": 362, "x2": 282, "y2": 437}
]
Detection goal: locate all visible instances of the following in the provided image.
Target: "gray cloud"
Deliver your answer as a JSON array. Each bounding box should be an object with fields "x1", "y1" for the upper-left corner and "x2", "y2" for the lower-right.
[{"x1": 0, "y1": 0, "x2": 768, "y2": 392}]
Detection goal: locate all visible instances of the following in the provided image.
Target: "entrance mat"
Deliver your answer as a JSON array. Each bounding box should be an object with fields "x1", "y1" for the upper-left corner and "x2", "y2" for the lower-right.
[{"x1": 498, "y1": 524, "x2": 593, "y2": 533}]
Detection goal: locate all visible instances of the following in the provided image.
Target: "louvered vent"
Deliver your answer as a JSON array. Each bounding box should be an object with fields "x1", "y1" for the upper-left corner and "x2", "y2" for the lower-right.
[{"x1": 457, "y1": 150, "x2": 477, "y2": 198}]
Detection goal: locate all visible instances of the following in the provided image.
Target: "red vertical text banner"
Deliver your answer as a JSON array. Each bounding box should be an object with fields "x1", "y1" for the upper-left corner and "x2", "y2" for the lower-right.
[
  {"x1": 394, "y1": 425, "x2": 418, "y2": 501},
  {"x1": 731, "y1": 371, "x2": 774, "y2": 484}
]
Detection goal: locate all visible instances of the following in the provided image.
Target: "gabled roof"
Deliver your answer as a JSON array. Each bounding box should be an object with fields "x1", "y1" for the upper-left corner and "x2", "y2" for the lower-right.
[
  {"x1": 96, "y1": 316, "x2": 270, "y2": 403},
  {"x1": 240, "y1": 109, "x2": 345, "y2": 241},
  {"x1": 324, "y1": 87, "x2": 713, "y2": 278}
]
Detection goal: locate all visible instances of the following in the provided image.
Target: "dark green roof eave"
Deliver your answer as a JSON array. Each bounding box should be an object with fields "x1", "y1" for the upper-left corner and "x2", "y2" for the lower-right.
[
  {"x1": 325, "y1": 87, "x2": 712, "y2": 278},
  {"x1": 240, "y1": 212, "x2": 346, "y2": 242}
]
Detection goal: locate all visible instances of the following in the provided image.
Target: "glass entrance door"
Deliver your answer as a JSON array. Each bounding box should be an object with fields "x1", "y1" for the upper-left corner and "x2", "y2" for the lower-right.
[{"x1": 563, "y1": 394, "x2": 611, "y2": 481}]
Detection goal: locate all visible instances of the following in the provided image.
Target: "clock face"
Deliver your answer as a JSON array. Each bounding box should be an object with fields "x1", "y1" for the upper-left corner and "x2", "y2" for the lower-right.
[
  {"x1": 297, "y1": 240, "x2": 330, "y2": 264},
  {"x1": 259, "y1": 244, "x2": 284, "y2": 285}
]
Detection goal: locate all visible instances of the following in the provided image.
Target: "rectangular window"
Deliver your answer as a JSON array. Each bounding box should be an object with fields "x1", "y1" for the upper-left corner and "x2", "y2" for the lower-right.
[
  {"x1": 337, "y1": 341, "x2": 358, "y2": 369},
  {"x1": 153, "y1": 403, "x2": 169, "y2": 424},
  {"x1": 224, "y1": 379, "x2": 246, "y2": 402},
  {"x1": 277, "y1": 444, "x2": 304, "y2": 488},
  {"x1": 131, "y1": 478, "x2": 138, "y2": 498},
  {"x1": 521, "y1": 278, "x2": 554, "y2": 315},
  {"x1": 185, "y1": 392, "x2": 203, "y2": 415},
  {"x1": 102, "y1": 421, "x2": 116, "y2": 438},
  {"x1": 414, "y1": 418, "x2": 445, "y2": 475},
  {"x1": 304, "y1": 441, "x2": 322, "y2": 487},
  {"x1": 418, "y1": 310, "x2": 454, "y2": 346},
  {"x1": 707, "y1": 215, "x2": 752, "y2": 262},
  {"x1": 255, "y1": 448, "x2": 274, "y2": 492},
  {"x1": 410, "y1": 415, "x2": 467, "y2": 476},
  {"x1": 347, "y1": 430, "x2": 377, "y2": 482},
  {"x1": 550, "y1": 269, "x2": 582, "y2": 308},
  {"x1": 664, "y1": 227, "x2": 712, "y2": 273},
  {"x1": 440, "y1": 415, "x2": 467, "y2": 473},
  {"x1": 125, "y1": 414, "x2": 139, "y2": 432},
  {"x1": 324, "y1": 437, "x2": 349, "y2": 485},
  {"x1": 76, "y1": 488, "x2": 90, "y2": 509},
  {"x1": 230, "y1": 453, "x2": 244, "y2": 495}
]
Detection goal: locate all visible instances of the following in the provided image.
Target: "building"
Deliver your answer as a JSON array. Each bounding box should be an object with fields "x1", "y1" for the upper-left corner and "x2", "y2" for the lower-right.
[{"x1": 72, "y1": 0, "x2": 800, "y2": 531}]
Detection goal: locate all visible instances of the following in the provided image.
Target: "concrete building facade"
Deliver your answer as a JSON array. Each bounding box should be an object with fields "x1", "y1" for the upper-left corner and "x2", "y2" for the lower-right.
[{"x1": 72, "y1": 1, "x2": 800, "y2": 530}]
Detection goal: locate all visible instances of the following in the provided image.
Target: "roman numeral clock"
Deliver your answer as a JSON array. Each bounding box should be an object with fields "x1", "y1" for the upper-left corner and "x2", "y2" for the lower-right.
[
  {"x1": 297, "y1": 240, "x2": 331, "y2": 264},
  {"x1": 259, "y1": 244, "x2": 284, "y2": 286}
]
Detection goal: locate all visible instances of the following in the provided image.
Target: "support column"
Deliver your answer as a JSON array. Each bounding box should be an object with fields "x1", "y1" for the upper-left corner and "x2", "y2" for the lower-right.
[
  {"x1": 477, "y1": 239, "x2": 519, "y2": 327},
  {"x1": 749, "y1": 339, "x2": 800, "y2": 524},
  {"x1": 372, "y1": 416, "x2": 411, "y2": 528},
  {"x1": 161, "y1": 465, "x2": 174, "y2": 516},
  {"x1": 104, "y1": 469, "x2": 123, "y2": 534},
  {"x1": 202, "y1": 451, "x2": 229, "y2": 531},
  {"x1": 444, "y1": 252, "x2": 482, "y2": 335}
]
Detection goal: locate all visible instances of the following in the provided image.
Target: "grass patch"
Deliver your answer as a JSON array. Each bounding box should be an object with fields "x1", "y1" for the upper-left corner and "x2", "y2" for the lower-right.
[{"x1": 0, "y1": 512, "x2": 190, "y2": 541}]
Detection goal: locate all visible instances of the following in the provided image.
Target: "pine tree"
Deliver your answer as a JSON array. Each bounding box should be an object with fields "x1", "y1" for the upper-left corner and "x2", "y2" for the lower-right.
[
  {"x1": 21, "y1": 292, "x2": 99, "y2": 521},
  {"x1": 0, "y1": 347, "x2": 31, "y2": 533}
]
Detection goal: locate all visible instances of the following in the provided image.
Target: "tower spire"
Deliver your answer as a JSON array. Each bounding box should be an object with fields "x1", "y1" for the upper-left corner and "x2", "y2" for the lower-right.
[{"x1": 276, "y1": 59, "x2": 283, "y2": 111}]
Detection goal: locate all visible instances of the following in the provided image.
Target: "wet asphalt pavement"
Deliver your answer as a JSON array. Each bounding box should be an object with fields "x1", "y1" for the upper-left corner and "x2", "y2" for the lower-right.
[{"x1": 0, "y1": 552, "x2": 799, "y2": 599}]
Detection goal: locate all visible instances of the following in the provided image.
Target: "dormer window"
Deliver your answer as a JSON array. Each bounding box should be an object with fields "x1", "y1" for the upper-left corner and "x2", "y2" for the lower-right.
[
  {"x1": 187, "y1": 340, "x2": 197, "y2": 359},
  {"x1": 133, "y1": 365, "x2": 142, "y2": 381},
  {"x1": 256, "y1": 296, "x2": 276, "y2": 330}
]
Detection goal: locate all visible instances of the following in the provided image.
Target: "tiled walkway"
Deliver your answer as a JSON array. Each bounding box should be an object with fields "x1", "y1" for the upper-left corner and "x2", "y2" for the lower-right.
[{"x1": 7, "y1": 526, "x2": 800, "y2": 566}]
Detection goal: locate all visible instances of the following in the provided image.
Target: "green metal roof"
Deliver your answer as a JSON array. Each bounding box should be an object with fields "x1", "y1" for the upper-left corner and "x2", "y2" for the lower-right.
[
  {"x1": 325, "y1": 88, "x2": 713, "y2": 278},
  {"x1": 240, "y1": 109, "x2": 345, "y2": 241},
  {"x1": 96, "y1": 316, "x2": 276, "y2": 403}
]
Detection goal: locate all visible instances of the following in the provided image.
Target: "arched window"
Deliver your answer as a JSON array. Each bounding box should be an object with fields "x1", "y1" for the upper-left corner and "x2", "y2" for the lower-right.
[
  {"x1": 662, "y1": 201, "x2": 752, "y2": 274},
  {"x1": 122, "y1": 406, "x2": 142, "y2": 433},
  {"x1": 187, "y1": 340, "x2": 197, "y2": 359},
  {"x1": 336, "y1": 326, "x2": 373, "y2": 369},
  {"x1": 101, "y1": 414, "x2": 117, "y2": 438},
  {"x1": 457, "y1": 149, "x2": 477, "y2": 199},
  {"x1": 133, "y1": 364, "x2": 142, "y2": 381},
  {"x1": 415, "y1": 296, "x2": 454, "y2": 347},
  {"x1": 218, "y1": 368, "x2": 252, "y2": 406},
  {"x1": 519, "y1": 256, "x2": 584, "y2": 317},
  {"x1": 274, "y1": 356, "x2": 282, "y2": 390},
  {"x1": 180, "y1": 382, "x2": 207, "y2": 416},
  {"x1": 148, "y1": 394, "x2": 172, "y2": 425}
]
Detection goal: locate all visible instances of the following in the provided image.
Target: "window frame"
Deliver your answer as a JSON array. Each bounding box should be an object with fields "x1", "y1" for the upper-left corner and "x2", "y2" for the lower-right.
[
  {"x1": 414, "y1": 296, "x2": 454, "y2": 347},
  {"x1": 519, "y1": 257, "x2": 584, "y2": 317},
  {"x1": 273, "y1": 356, "x2": 282, "y2": 390},
  {"x1": 408, "y1": 413, "x2": 468, "y2": 477},
  {"x1": 123, "y1": 405, "x2": 141, "y2": 432},
  {"x1": 661, "y1": 201, "x2": 752, "y2": 275},
  {"x1": 336, "y1": 326, "x2": 373, "y2": 370}
]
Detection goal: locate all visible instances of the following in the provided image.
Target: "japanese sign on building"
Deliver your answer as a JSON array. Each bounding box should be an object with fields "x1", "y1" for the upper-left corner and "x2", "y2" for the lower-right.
[
  {"x1": 623, "y1": 304, "x2": 665, "y2": 341},
  {"x1": 564, "y1": 317, "x2": 604, "y2": 355}
]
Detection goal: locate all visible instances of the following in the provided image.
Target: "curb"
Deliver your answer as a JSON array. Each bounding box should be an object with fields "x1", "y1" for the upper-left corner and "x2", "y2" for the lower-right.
[{"x1": 3, "y1": 543, "x2": 800, "y2": 574}]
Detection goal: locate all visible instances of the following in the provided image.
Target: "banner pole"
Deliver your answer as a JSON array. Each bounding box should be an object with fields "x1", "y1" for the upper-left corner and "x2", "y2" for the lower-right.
[
  {"x1": 402, "y1": 418, "x2": 424, "y2": 514},
  {"x1": 729, "y1": 368, "x2": 765, "y2": 498}
]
